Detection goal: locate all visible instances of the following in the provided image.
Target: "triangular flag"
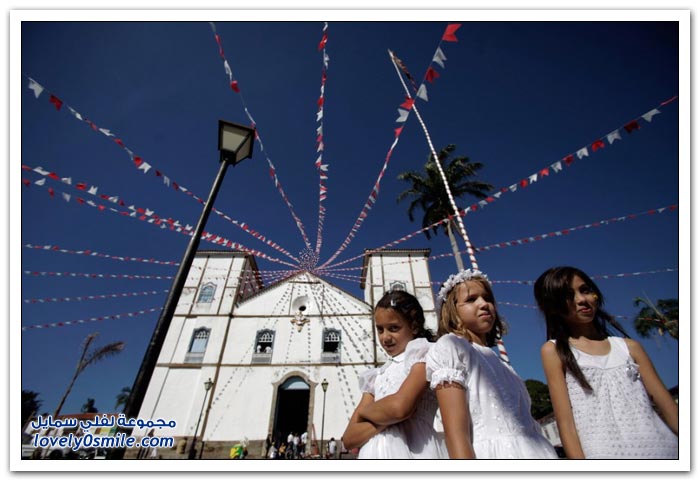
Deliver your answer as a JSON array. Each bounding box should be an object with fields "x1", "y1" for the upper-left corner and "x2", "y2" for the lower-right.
[
  {"x1": 34, "y1": 178, "x2": 46, "y2": 186},
  {"x1": 138, "y1": 162, "x2": 152, "y2": 174},
  {"x1": 642, "y1": 109, "x2": 661, "y2": 123},
  {"x1": 624, "y1": 120, "x2": 641, "y2": 133},
  {"x1": 318, "y1": 33, "x2": 328, "y2": 51},
  {"x1": 230, "y1": 80, "x2": 240, "y2": 93},
  {"x1": 432, "y1": 47, "x2": 447, "y2": 68},
  {"x1": 528, "y1": 173, "x2": 538, "y2": 184},
  {"x1": 49, "y1": 95, "x2": 63, "y2": 110},
  {"x1": 62, "y1": 193, "x2": 71, "y2": 202},
  {"x1": 591, "y1": 139, "x2": 605, "y2": 152},
  {"x1": 576, "y1": 147, "x2": 589, "y2": 159},
  {"x1": 563, "y1": 155, "x2": 574, "y2": 166},
  {"x1": 396, "y1": 109, "x2": 410, "y2": 123},
  {"x1": 27, "y1": 78, "x2": 44, "y2": 98},
  {"x1": 606, "y1": 130, "x2": 622, "y2": 144},
  {"x1": 416, "y1": 84, "x2": 429, "y2": 102},
  {"x1": 425, "y1": 67, "x2": 440, "y2": 83},
  {"x1": 442, "y1": 23, "x2": 462, "y2": 42},
  {"x1": 400, "y1": 97, "x2": 415, "y2": 110}
]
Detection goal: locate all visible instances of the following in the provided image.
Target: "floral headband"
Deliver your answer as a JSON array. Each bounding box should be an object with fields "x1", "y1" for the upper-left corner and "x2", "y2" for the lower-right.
[{"x1": 437, "y1": 269, "x2": 490, "y2": 302}]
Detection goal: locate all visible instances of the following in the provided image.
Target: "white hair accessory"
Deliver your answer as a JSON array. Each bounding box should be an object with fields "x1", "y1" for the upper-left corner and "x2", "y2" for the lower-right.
[{"x1": 437, "y1": 269, "x2": 490, "y2": 302}]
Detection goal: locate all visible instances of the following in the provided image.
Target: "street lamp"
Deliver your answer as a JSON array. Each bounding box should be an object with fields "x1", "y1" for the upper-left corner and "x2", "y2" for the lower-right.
[
  {"x1": 320, "y1": 378, "x2": 328, "y2": 458},
  {"x1": 188, "y1": 378, "x2": 214, "y2": 459},
  {"x1": 122, "y1": 120, "x2": 255, "y2": 432}
]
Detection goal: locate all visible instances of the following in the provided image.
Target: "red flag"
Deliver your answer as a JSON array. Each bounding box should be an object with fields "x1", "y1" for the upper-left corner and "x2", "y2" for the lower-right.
[
  {"x1": 172, "y1": 182, "x2": 178, "y2": 191},
  {"x1": 133, "y1": 156, "x2": 143, "y2": 167},
  {"x1": 519, "y1": 179, "x2": 528, "y2": 188},
  {"x1": 48, "y1": 188, "x2": 54, "y2": 198},
  {"x1": 230, "y1": 80, "x2": 240, "y2": 93},
  {"x1": 623, "y1": 120, "x2": 640, "y2": 133},
  {"x1": 394, "y1": 126, "x2": 404, "y2": 138},
  {"x1": 425, "y1": 67, "x2": 440, "y2": 83},
  {"x1": 49, "y1": 95, "x2": 63, "y2": 110},
  {"x1": 539, "y1": 168, "x2": 550, "y2": 177},
  {"x1": 114, "y1": 138, "x2": 124, "y2": 147},
  {"x1": 317, "y1": 96, "x2": 324, "y2": 107},
  {"x1": 22, "y1": 179, "x2": 30, "y2": 187},
  {"x1": 591, "y1": 139, "x2": 605, "y2": 152},
  {"x1": 400, "y1": 97, "x2": 415, "y2": 110},
  {"x1": 442, "y1": 24, "x2": 462, "y2": 42},
  {"x1": 318, "y1": 33, "x2": 328, "y2": 51},
  {"x1": 76, "y1": 183, "x2": 87, "y2": 190},
  {"x1": 48, "y1": 172, "x2": 59, "y2": 180}
]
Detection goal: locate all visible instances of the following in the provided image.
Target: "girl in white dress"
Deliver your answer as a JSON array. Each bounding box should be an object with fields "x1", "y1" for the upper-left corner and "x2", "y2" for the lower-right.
[
  {"x1": 426, "y1": 269, "x2": 558, "y2": 459},
  {"x1": 342, "y1": 290, "x2": 447, "y2": 459},
  {"x1": 535, "y1": 266, "x2": 678, "y2": 459}
]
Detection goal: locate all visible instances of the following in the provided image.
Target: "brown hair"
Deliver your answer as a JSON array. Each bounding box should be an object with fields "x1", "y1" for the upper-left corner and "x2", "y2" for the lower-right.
[
  {"x1": 533, "y1": 266, "x2": 630, "y2": 391},
  {"x1": 375, "y1": 290, "x2": 435, "y2": 341},
  {"x1": 438, "y1": 278, "x2": 507, "y2": 347}
]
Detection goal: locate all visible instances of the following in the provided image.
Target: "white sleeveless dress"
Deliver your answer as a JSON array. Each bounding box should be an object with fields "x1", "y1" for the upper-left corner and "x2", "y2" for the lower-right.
[
  {"x1": 426, "y1": 333, "x2": 558, "y2": 459},
  {"x1": 357, "y1": 338, "x2": 447, "y2": 459},
  {"x1": 563, "y1": 336, "x2": 678, "y2": 459}
]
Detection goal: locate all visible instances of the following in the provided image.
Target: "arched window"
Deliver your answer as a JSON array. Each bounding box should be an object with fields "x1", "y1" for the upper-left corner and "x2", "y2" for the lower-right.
[
  {"x1": 197, "y1": 283, "x2": 216, "y2": 304},
  {"x1": 185, "y1": 328, "x2": 210, "y2": 363},
  {"x1": 322, "y1": 329, "x2": 341, "y2": 363},
  {"x1": 252, "y1": 329, "x2": 275, "y2": 364}
]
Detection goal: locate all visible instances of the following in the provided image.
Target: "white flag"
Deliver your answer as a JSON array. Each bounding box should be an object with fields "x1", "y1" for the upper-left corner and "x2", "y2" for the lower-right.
[
  {"x1": 416, "y1": 84, "x2": 429, "y2": 102},
  {"x1": 642, "y1": 109, "x2": 661, "y2": 123},
  {"x1": 28, "y1": 78, "x2": 44, "y2": 98},
  {"x1": 576, "y1": 147, "x2": 589, "y2": 159},
  {"x1": 606, "y1": 129, "x2": 622, "y2": 144},
  {"x1": 396, "y1": 109, "x2": 410, "y2": 123},
  {"x1": 432, "y1": 47, "x2": 447, "y2": 68}
]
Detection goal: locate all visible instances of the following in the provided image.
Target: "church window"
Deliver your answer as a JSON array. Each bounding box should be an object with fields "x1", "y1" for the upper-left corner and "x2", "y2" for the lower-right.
[
  {"x1": 185, "y1": 327, "x2": 210, "y2": 363},
  {"x1": 197, "y1": 283, "x2": 216, "y2": 304},
  {"x1": 322, "y1": 329, "x2": 341, "y2": 363},
  {"x1": 389, "y1": 281, "x2": 407, "y2": 292},
  {"x1": 252, "y1": 330, "x2": 274, "y2": 364}
]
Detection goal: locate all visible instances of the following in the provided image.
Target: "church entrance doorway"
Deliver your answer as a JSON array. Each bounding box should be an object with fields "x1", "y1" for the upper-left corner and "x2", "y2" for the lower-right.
[{"x1": 272, "y1": 376, "x2": 310, "y2": 445}]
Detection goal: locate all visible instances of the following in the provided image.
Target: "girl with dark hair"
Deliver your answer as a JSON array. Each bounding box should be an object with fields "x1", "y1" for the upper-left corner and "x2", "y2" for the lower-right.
[
  {"x1": 535, "y1": 266, "x2": 678, "y2": 459},
  {"x1": 342, "y1": 290, "x2": 446, "y2": 459},
  {"x1": 426, "y1": 269, "x2": 557, "y2": 459}
]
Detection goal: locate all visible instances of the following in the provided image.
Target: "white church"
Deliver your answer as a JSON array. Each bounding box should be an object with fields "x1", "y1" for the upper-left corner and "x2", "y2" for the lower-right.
[{"x1": 127, "y1": 248, "x2": 439, "y2": 459}]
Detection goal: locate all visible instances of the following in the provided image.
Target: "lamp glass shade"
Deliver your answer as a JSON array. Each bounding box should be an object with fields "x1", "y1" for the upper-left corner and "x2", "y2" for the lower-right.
[
  {"x1": 204, "y1": 378, "x2": 214, "y2": 391},
  {"x1": 218, "y1": 120, "x2": 255, "y2": 164},
  {"x1": 321, "y1": 379, "x2": 329, "y2": 392}
]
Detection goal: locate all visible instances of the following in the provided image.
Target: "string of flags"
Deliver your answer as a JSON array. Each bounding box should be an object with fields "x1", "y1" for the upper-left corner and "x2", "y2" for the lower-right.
[
  {"x1": 24, "y1": 270, "x2": 174, "y2": 280},
  {"x1": 23, "y1": 243, "x2": 179, "y2": 266},
  {"x1": 319, "y1": 24, "x2": 466, "y2": 270},
  {"x1": 314, "y1": 22, "x2": 331, "y2": 256},
  {"x1": 23, "y1": 74, "x2": 297, "y2": 264},
  {"x1": 24, "y1": 289, "x2": 169, "y2": 304},
  {"x1": 22, "y1": 306, "x2": 162, "y2": 332},
  {"x1": 319, "y1": 267, "x2": 678, "y2": 289},
  {"x1": 318, "y1": 202, "x2": 678, "y2": 275},
  {"x1": 498, "y1": 301, "x2": 672, "y2": 323},
  {"x1": 319, "y1": 95, "x2": 677, "y2": 271},
  {"x1": 390, "y1": 23, "x2": 480, "y2": 271},
  {"x1": 22, "y1": 176, "x2": 299, "y2": 268},
  {"x1": 208, "y1": 22, "x2": 313, "y2": 252}
]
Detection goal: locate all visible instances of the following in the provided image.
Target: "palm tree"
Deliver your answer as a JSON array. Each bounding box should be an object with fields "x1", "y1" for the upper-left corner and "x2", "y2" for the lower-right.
[
  {"x1": 22, "y1": 390, "x2": 42, "y2": 428},
  {"x1": 633, "y1": 296, "x2": 678, "y2": 340},
  {"x1": 81, "y1": 398, "x2": 99, "y2": 413},
  {"x1": 397, "y1": 144, "x2": 493, "y2": 270},
  {"x1": 53, "y1": 332, "x2": 125, "y2": 417},
  {"x1": 114, "y1": 386, "x2": 131, "y2": 412}
]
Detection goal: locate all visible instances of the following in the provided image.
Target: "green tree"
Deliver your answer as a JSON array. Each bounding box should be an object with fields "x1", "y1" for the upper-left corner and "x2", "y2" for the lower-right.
[
  {"x1": 633, "y1": 296, "x2": 678, "y2": 340},
  {"x1": 53, "y1": 332, "x2": 125, "y2": 417},
  {"x1": 525, "y1": 379, "x2": 553, "y2": 420},
  {"x1": 114, "y1": 386, "x2": 131, "y2": 412},
  {"x1": 22, "y1": 390, "x2": 42, "y2": 428},
  {"x1": 81, "y1": 398, "x2": 98, "y2": 413},
  {"x1": 397, "y1": 144, "x2": 492, "y2": 271}
]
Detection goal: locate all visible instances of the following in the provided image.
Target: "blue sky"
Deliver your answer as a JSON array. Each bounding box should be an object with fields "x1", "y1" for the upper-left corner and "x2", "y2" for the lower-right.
[{"x1": 18, "y1": 17, "x2": 683, "y2": 418}]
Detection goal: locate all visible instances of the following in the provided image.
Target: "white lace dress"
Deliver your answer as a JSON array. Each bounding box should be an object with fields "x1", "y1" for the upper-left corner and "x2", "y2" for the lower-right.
[
  {"x1": 426, "y1": 333, "x2": 558, "y2": 459},
  {"x1": 563, "y1": 336, "x2": 678, "y2": 459},
  {"x1": 357, "y1": 338, "x2": 448, "y2": 459}
]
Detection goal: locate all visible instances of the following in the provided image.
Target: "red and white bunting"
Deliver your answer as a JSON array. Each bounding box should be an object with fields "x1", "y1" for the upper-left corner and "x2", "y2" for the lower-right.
[
  {"x1": 23, "y1": 243, "x2": 179, "y2": 265},
  {"x1": 314, "y1": 22, "x2": 331, "y2": 256},
  {"x1": 24, "y1": 289, "x2": 169, "y2": 304},
  {"x1": 24, "y1": 270, "x2": 173, "y2": 280},
  {"x1": 22, "y1": 306, "x2": 162, "y2": 332},
  {"x1": 23, "y1": 179, "x2": 299, "y2": 268},
  {"x1": 208, "y1": 23, "x2": 313, "y2": 252},
  {"x1": 24, "y1": 74, "x2": 296, "y2": 263}
]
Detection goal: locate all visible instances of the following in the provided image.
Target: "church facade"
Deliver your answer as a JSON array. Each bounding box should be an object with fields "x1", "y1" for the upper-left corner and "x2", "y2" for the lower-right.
[{"x1": 129, "y1": 248, "x2": 437, "y2": 458}]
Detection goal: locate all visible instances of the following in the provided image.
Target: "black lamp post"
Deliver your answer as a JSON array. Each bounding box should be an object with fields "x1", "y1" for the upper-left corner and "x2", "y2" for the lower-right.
[
  {"x1": 188, "y1": 378, "x2": 214, "y2": 459},
  {"x1": 319, "y1": 378, "x2": 328, "y2": 458},
  {"x1": 122, "y1": 120, "x2": 255, "y2": 427}
]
